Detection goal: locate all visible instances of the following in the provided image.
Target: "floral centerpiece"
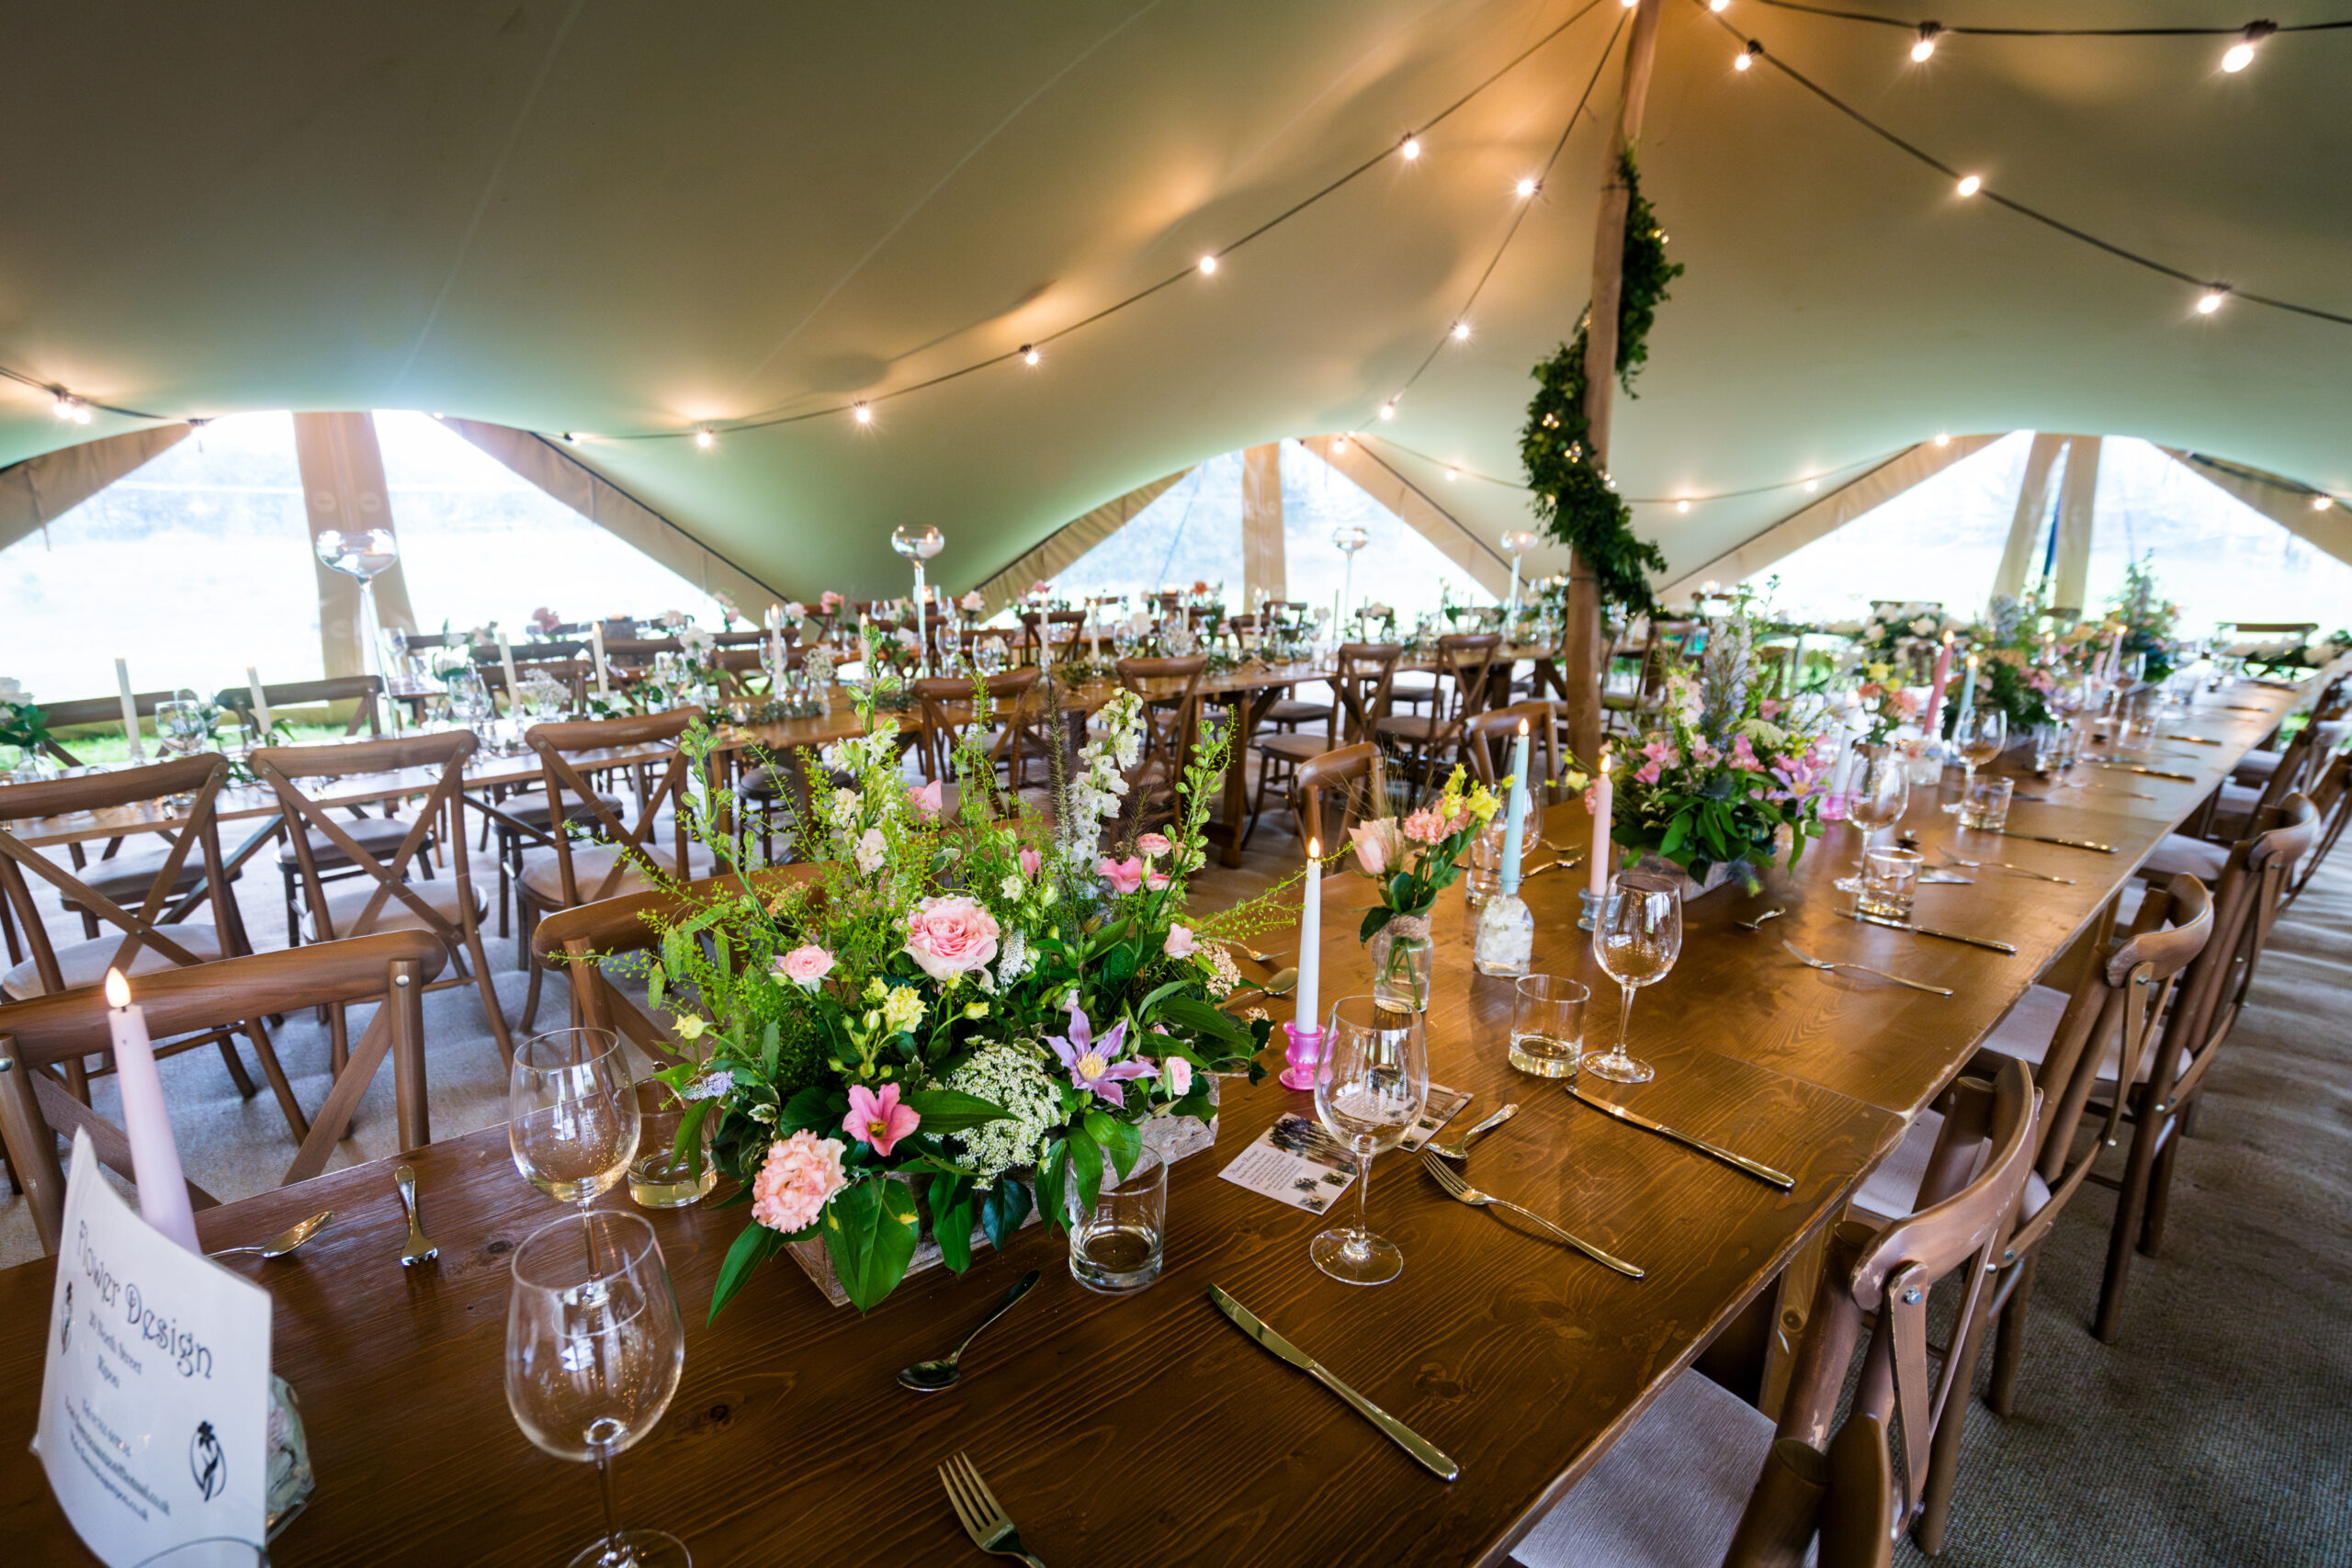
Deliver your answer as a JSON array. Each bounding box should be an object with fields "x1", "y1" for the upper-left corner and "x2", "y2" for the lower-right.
[
  {"x1": 0, "y1": 678, "x2": 54, "y2": 778},
  {"x1": 2107, "y1": 557, "x2": 2182, "y2": 682},
  {"x1": 1943, "y1": 592, "x2": 2058, "y2": 737},
  {"x1": 649, "y1": 686, "x2": 1278, "y2": 1314},
  {"x1": 1343, "y1": 766, "x2": 1501, "y2": 1005},
  {"x1": 1851, "y1": 662, "x2": 1922, "y2": 745},
  {"x1": 1598, "y1": 604, "x2": 1833, "y2": 893}
]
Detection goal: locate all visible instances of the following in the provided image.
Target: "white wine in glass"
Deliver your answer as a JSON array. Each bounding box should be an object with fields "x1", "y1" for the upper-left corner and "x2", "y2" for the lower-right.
[
  {"x1": 511, "y1": 1029, "x2": 640, "y2": 1211},
  {"x1": 1836, "y1": 748, "x2": 1911, "y2": 894},
  {"x1": 1584, "y1": 871, "x2": 1684, "y2": 1085},
  {"x1": 1311, "y1": 996, "x2": 1429, "y2": 1286}
]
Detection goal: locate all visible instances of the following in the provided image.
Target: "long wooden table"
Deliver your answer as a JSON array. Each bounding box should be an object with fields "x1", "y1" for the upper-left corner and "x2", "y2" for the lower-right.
[{"x1": 0, "y1": 682, "x2": 2297, "y2": 1565}]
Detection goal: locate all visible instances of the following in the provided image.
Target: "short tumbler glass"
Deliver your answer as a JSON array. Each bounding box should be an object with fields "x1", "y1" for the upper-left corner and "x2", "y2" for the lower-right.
[
  {"x1": 1960, "y1": 776, "x2": 2014, "y2": 831},
  {"x1": 1069, "y1": 1145, "x2": 1167, "y2": 1294},
  {"x1": 1858, "y1": 847, "x2": 1923, "y2": 920},
  {"x1": 1509, "y1": 975, "x2": 1589, "y2": 1078},
  {"x1": 628, "y1": 1081, "x2": 718, "y2": 1210}
]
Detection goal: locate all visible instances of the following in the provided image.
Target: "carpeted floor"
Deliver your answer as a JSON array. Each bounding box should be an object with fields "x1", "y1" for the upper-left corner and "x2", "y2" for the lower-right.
[{"x1": 3, "y1": 789, "x2": 2346, "y2": 1562}]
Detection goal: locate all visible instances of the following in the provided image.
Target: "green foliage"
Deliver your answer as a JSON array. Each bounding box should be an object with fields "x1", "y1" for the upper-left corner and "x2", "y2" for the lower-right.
[{"x1": 1520, "y1": 149, "x2": 1681, "y2": 618}]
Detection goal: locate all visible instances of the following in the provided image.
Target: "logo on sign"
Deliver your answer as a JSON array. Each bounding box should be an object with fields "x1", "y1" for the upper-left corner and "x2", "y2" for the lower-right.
[{"x1": 190, "y1": 1420, "x2": 225, "y2": 1501}]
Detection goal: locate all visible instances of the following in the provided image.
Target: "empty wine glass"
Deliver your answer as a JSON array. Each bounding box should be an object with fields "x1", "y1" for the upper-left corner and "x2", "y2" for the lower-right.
[
  {"x1": 511, "y1": 1029, "x2": 640, "y2": 1213},
  {"x1": 1836, "y1": 747, "x2": 1911, "y2": 894},
  {"x1": 1311, "y1": 996, "x2": 1429, "y2": 1286},
  {"x1": 1583, "y1": 871, "x2": 1684, "y2": 1086},
  {"x1": 154, "y1": 692, "x2": 211, "y2": 759},
  {"x1": 1953, "y1": 707, "x2": 2007, "y2": 799},
  {"x1": 505, "y1": 1209, "x2": 688, "y2": 1568}
]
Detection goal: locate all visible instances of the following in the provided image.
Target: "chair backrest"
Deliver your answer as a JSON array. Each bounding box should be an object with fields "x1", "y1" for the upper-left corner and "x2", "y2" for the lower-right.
[
  {"x1": 2245, "y1": 718, "x2": 2324, "y2": 821},
  {"x1": 252, "y1": 730, "x2": 483, "y2": 944},
  {"x1": 0, "y1": 756, "x2": 245, "y2": 997},
  {"x1": 1780, "y1": 1057, "x2": 2039, "y2": 1534},
  {"x1": 911, "y1": 669, "x2": 1045, "y2": 790},
  {"x1": 1294, "y1": 741, "x2": 1385, "y2": 853},
  {"x1": 215, "y1": 675, "x2": 385, "y2": 737},
  {"x1": 525, "y1": 707, "x2": 708, "y2": 908},
  {"x1": 1329, "y1": 642, "x2": 1402, "y2": 742},
  {"x1": 1464, "y1": 700, "x2": 1565, "y2": 803},
  {"x1": 0, "y1": 929, "x2": 447, "y2": 1252},
  {"x1": 31, "y1": 692, "x2": 181, "y2": 765},
  {"x1": 1114, "y1": 657, "x2": 1208, "y2": 827},
  {"x1": 2287, "y1": 753, "x2": 2351, "y2": 902},
  {"x1": 1020, "y1": 610, "x2": 1088, "y2": 668},
  {"x1": 1432, "y1": 633, "x2": 1503, "y2": 728}
]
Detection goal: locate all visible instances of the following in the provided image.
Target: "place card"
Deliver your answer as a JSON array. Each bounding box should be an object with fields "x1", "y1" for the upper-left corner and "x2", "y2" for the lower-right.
[
  {"x1": 1218, "y1": 1085, "x2": 1468, "y2": 1215},
  {"x1": 35, "y1": 1132, "x2": 272, "y2": 1568}
]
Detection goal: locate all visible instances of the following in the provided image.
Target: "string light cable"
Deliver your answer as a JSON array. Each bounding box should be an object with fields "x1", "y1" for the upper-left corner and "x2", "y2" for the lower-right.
[
  {"x1": 1358, "y1": 429, "x2": 1899, "y2": 503},
  {"x1": 1736, "y1": 2, "x2": 2348, "y2": 51},
  {"x1": 1705, "y1": 5, "x2": 2352, "y2": 329}
]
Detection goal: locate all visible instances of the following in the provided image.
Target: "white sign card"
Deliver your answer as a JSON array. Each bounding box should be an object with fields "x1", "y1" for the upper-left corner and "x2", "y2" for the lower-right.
[
  {"x1": 34, "y1": 1131, "x2": 272, "y2": 1568},
  {"x1": 1218, "y1": 1085, "x2": 1469, "y2": 1214}
]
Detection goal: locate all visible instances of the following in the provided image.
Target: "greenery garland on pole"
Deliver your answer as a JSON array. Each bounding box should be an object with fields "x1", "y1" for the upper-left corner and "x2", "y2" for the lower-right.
[{"x1": 1519, "y1": 148, "x2": 1681, "y2": 618}]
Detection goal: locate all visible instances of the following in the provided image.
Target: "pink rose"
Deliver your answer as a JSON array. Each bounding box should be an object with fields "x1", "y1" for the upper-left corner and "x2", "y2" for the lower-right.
[
  {"x1": 902, "y1": 896, "x2": 1001, "y2": 981},
  {"x1": 1163, "y1": 1055, "x2": 1193, "y2": 1099},
  {"x1": 1099, "y1": 855, "x2": 1145, "y2": 896},
  {"x1": 1136, "y1": 831, "x2": 1172, "y2": 858},
  {"x1": 908, "y1": 780, "x2": 944, "y2": 818},
  {"x1": 751, "y1": 1130, "x2": 846, "y2": 1235},
  {"x1": 842, "y1": 1083, "x2": 921, "y2": 1156},
  {"x1": 1164, "y1": 924, "x2": 1198, "y2": 958},
  {"x1": 820, "y1": 590, "x2": 843, "y2": 611},
  {"x1": 1018, "y1": 845, "x2": 1042, "y2": 877},
  {"x1": 1401, "y1": 808, "x2": 1447, "y2": 845},
  {"x1": 775, "y1": 943, "x2": 836, "y2": 990}
]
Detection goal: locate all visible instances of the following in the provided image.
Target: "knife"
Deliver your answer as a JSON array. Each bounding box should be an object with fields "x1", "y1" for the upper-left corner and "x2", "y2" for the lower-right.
[
  {"x1": 2161, "y1": 734, "x2": 2223, "y2": 746},
  {"x1": 1568, "y1": 1086, "x2": 1796, "y2": 1190},
  {"x1": 2217, "y1": 704, "x2": 2267, "y2": 714},
  {"x1": 1207, "y1": 1286, "x2": 1461, "y2": 1481},
  {"x1": 2084, "y1": 761, "x2": 2198, "y2": 783},
  {"x1": 1838, "y1": 908, "x2": 2018, "y2": 953},
  {"x1": 1992, "y1": 827, "x2": 2118, "y2": 853}
]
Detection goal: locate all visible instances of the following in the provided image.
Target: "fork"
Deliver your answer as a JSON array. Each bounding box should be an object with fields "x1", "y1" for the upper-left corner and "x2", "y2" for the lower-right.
[
  {"x1": 1419, "y1": 1152, "x2": 1643, "y2": 1277},
  {"x1": 394, "y1": 1164, "x2": 438, "y2": 1267},
  {"x1": 939, "y1": 1450, "x2": 1047, "y2": 1567},
  {"x1": 1929, "y1": 849, "x2": 2075, "y2": 886},
  {"x1": 1736, "y1": 906, "x2": 1785, "y2": 931},
  {"x1": 1781, "y1": 939, "x2": 1952, "y2": 998}
]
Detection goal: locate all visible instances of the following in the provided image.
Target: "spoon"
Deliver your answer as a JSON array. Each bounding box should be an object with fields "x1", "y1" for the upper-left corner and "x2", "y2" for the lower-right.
[
  {"x1": 210, "y1": 1210, "x2": 334, "y2": 1259},
  {"x1": 1216, "y1": 942, "x2": 1286, "y2": 968},
  {"x1": 1736, "y1": 907, "x2": 1786, "y2": 931},
  {"x1": 1226, "y1": 965, "x2": 1298, "y2": 1004},
  {"x1": 899, "y1": 1269, "x2": 1042, "y2": 1392},
  {"x1": 1425, "y1": 1103, "x2": 1518, "y2": 1162}
]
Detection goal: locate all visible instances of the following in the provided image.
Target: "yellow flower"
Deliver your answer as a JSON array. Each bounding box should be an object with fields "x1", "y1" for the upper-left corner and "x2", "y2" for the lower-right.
[
  {"x1": 882, "y1": 986, "x2": 925, "y2": 1034},
  {"x1": 673, "y1": 1015, "x2": 707, "y2": 1043},
  {"x1": 864, "y1": 977, "x2": 888, "y2": 1003}
]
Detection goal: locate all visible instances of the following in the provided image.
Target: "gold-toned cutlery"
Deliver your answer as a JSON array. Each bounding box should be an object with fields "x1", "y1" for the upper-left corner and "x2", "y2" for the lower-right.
[
  {"x1": 899, "y1": 1269, "x2": 1041, "y2": 1392},
  {"x1": 209, "y1": 1209, "x2": 334, "y2": 1259},
  {"x1": 2162, "y1": 734, "x2": 2223, "y2": 746},
  {"x1": 1781, "y1": 938, "x2": 1954, "y2": 998},
  {"x1": 1208, "y1": 1285, "x2": 1464, "y2": 1479},
  {"x1": 2084, "y1": 760, "x2": 2198, "y2": 783},
  {"x1": 1836, "y1": 908, "x2": 2017, "y2": 953},
  {"x1": 1215, "y1": 941, "x2": 1287, "y2": 967},
  {"x1": 1424, "y1": 1102, "x2": 1518, "y2": 1162},
  {"x1": 1989, "y1": 827, "x2": 2118, "y2": 853},
  {"x1": 1521, "y1": 854, "x2": 1580, "y2": 880},
  {"x1": 1929, "y1": 848, "x2": 2074, "y2": 885},
  {"x1": 1222, "y1": 966, "x2": 1298, "y2": 1007},
  {"x1": 1419, "y1": 1153, "x2": 1645, "y2": 1277},
  {"x1": 1566, "y1": 1086, "x2": 1796, "y2": 1190},
  {"x1": 1735, "y1": 906, "x2": 1786, "y2": 931},
  {"x1": 938, "y1": 1450, "x2": 1050, "y2": 1567},
  {"x1": 394, "y1": 1164, "x2": 438, "y2": 1267}
]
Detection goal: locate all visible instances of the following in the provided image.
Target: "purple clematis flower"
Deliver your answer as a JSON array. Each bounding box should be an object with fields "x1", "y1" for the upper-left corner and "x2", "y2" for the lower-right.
[{"x1": 1045, "y1": 999, "x2": 1157, "y2": 1108}]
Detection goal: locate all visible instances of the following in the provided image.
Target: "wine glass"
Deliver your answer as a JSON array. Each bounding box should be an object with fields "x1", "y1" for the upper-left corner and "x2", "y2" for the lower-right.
[
  {"x1": 510, "y1": 1029, "x2": 640, "y2": 1213},
  {"x1": 1836, "y1": 748, "x2": 1911, "y2": 894},
  {"x1": 1311, "y1": 996, "x2": 1429, "y2": 1286},
  {"x1": 505, "y1": 1209, "x2": 689, "y2": 1568},
  {"x1": 1583, "y1": 870, "x2": 1684, "y2": 1086},
  {"x1": 154, "y1": 691, "x2": 211, "y2": 759},
  {"x1": 1953, "y1": 707, "x2": 2007, "y2": 797}
]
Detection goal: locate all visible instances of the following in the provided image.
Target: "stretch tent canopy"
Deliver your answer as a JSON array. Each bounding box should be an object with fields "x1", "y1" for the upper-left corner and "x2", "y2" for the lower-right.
[{"x1": 0, "y1": 0, "x2": 2343, "y2": 601}]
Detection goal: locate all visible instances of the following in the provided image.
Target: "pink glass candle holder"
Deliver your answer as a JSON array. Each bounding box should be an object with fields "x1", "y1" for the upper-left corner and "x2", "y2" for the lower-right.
[{"x1": 1279, "y1": 1021, "x2": 1326, "y2": 1091}]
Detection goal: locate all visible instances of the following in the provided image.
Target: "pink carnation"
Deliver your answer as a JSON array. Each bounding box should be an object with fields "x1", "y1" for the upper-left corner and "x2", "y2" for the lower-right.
[
  {"x1": 1401, "y1": 808, "x2": 1448, "y2": 845},
  {"x1": 1099, "y1": 855, "x2": 1145, "y2": 896},
  {"x1": 751, "y1": 1130, "x2": 846, "y2": 1235},
  {"x1": 775, "y1": 943, "x2": 836, "y2": 989},
  {"x1": 902, "y1": 896, "x2": 1001, "y2": 981}
]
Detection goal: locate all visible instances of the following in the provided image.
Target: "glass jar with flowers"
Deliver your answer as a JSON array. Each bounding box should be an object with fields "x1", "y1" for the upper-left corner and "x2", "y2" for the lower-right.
[{"x1": 1342, "y1": 767, "x2": 1501, "y2": 1010}]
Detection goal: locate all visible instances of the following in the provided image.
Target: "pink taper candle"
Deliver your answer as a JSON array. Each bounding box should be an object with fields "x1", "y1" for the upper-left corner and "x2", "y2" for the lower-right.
[
  {"x1": 1922, "y1": 631, "x2": 1953, "y2": 738},
  {"x1": 104, "y1": 969, "x2": 199, "y2": 1254},
  {"x1": 1588, "y1": 747, "x2": 1613, "y2": 897}
]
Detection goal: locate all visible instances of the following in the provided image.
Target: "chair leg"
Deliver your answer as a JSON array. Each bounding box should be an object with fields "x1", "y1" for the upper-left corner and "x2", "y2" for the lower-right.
[
  {"x1": 2140, "y1": 1125, "x2": 2184, "y2": 1258},
  {"x1": 2096, "y1": 1115, "x2": 2166, "y2": 1343},
  {"x1": 1242, "y1": 753, "x2": 1280, "y2": 850},
  {"x1": 1987, "y1": 1254, "x2": 2039, "y2": 1417},
  {"x1": 519, "y1": 898, "x2": 548, "y2": 1032},
  {"x1": 1915, "y1": 1269, "x2": 2000, "y2": 1556},
  {"x1": 283, "y1": 863, "x2": 300, "y2": 948},
  {"x1": 464, "y1": 924, "x2": 515, "y2": 1067},
  {"x1": 241, "y1": 1017, "x2": 312, "y2": 1145},
  {"x1": 213, "y1": 1033, "x2": 261, "y2": 1100}
]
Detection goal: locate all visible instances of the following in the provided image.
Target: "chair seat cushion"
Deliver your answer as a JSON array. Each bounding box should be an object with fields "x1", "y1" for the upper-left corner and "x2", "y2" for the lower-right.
[
  {"x1": 1853, "y1": 1106, "x2": 2053, "y2": 1223},
  {"x1": 2142, "y1": 833, "x2": 2229, "y2": 884},
  {"x1": 2232, "y1": 720, "x2": 2346, "y2": 784},
  {"x1": 1257, "y1": 731, "x2": 1335, "y2": 765},
  {"x1": 3, "y1": 922, "x2": 222, "y2": 1000},
  {"x1": 1510, "y1": 1369, "x2": 1773, "y2": 1568},
  {"x1": 66, "y1": 849, "x2": 227, "y2": 911},
  {"x1": 1265, "y1": 699, "x2": 1333, "y2": 727},
  {"x1": 521, "y1": 843, "x2": 716, "y2": 908},
  {"x1": 1374, "y1": 714, "x2": 1444, "y2": 743},
  {"x1": 496, "y1": 791, "x2": 626, "y2": 831},
  {"x1": 307, "y1": 878, "x2": 481, "y2": 942},
  {"x1": 276, "y1": 813, "x2": 424, "y2": 870}
]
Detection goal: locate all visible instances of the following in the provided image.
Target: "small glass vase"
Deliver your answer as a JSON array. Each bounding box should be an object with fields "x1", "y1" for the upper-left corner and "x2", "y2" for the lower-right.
[
  {"x1": 1366, "y1": 915, "x2": 1434, "y2": 1013},
  {"x1": 1472, "y1": 892, "x2": 1533, "y2": 977}
]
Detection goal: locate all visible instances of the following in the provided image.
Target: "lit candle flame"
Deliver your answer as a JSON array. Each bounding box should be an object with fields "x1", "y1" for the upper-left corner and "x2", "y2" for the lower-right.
[{"x1": 104, "y1": 968, "x2": 131, "y2": 1009}]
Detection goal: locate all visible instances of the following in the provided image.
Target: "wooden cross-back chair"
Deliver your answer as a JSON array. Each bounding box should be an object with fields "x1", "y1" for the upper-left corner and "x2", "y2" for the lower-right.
[
  {"x1": 254, "y1": 729, "x2": 514, "y2": 1068},
  {"x1": 2191, "y1": 715, "x2": 2321, "y2": 842},
  {"x1": 1464, "y1": 700, "x2": 1567, "y2": 804},
  {"x1": 213, "y1": 675, "x2": 387, "y2": 739},
  {"x1": 27, "y1": 691, "x2": 180, "y2": 768},
  {"x1": 1113, "y1": 656, "x2": 1207, "y2": 836},
  {"x1": 1374, "y1": 632, "x2": 1500, "y2": 803},
  {"x1": 1246, "y1": 643, "x2": 1400, "y2": 849},
  {"x1": 1292, "y1": 742, "x2": 1386, "y2": 857},
  {"x1": 911, "y1": 669, "x2": 1046, "y2": 804},
  {"x1": 0, "y1": 758, "x2": 311, "y2": 1145},
  {"x1": 1020, "y1": 610, "x2": 1088, "y2": 670},
  {"x1": 529, "y1": 864, "x2": 832, "y2": 1066},
  {"x1": 2282, "y1": 751, "x2": 2350, "y2": 908},
  {"x1": 0, "y1": 930, "x2": 446, "y2": 1255},
  {"x1": 515, "y1": 708, "x2": 716, "y2": 1031}
]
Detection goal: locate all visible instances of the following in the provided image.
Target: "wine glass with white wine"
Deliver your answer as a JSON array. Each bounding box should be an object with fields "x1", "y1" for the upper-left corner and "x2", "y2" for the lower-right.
[
  {"x1": 510, "y1": 1029, "x2": 640, "y2": 1214},
  {"x1": 1837, "y1": 747, "x2": 1911, "y2": 894},
  {"x1": 1583, "y1": 871, "x2": 1684, "y2": 1085}
]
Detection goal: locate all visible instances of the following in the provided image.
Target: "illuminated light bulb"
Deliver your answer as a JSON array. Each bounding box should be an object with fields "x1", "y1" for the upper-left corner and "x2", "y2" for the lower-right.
[
  {"x1": 2312, "y1": 495, "x2": 2334, "y2": 512},
  {"x1": 1021, "y1": 344, "x2": 1040, "y2": 366},
  {"x1": 1452, "y1": 321, "x2": 1471, "y2": 341},
  {"x1": 1956, "y1": 174, "x2": 1981, "y2": 197},
  {"x1": 1911, "y1": 23, "x2": 1940, "y2": 62},
  {"x1": 853, "y1": 401, "x2": 874, "y2": 423},
  {"x1": 1445, "y1": 467, "x2": 1460, "y2": 481},
  {"x1": 1332, "y1": 435, "x2": 1351, "y2": 454},
  {"x1": 1622, "y1": 0, "x2": 1637, "y2": 8},
  {"x1": 1803, "y1": 478, "x2": 1819, "y2": 493},
  {"x1": 1400, "y1": 136, "x2": 1420, "y2": 161},
  {"x1": 1378, "y1": 400, "x2": 1397, "y2": 421},
  {"x1": 694, "y1": 427, "x2": 715, "y2": 449},
  {"x1": 1736, "y1": 40, "x2": 1761, "y2": 70},
  {"x1": 2196, "y1": 288, "x2": 2228, "y2": 315},
  {"x1": 1677, "y1": 500, "x2": 1691, "y2": 513},
  {"x1": 1710, "y1": 0, "x2": 1729, "y2": 10},
  {"x1": 51, "y1": 392, "x2": 74, "y2": 420},
  {"x1": 1934, "y1": 432, "x2": 1951, "y2": 446},
  {"x1": 1515, "y1": 176, "x2": 1539, "y2": 198},
  {"x1": 74, "y1": 403, "x2": 92, "y2": 424},
  {"x1": 1198, "y1": 254, "x2": 1218, "y2": 275},
  {"x1": 2222, "y1": 22, "x2": 2272, "y2": 71}
]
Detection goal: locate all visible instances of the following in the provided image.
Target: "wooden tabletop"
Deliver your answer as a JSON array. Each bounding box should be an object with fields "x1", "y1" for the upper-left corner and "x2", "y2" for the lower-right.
[{"x1": 0, "y1": 682, "x2": 2295, "y2": 1565}]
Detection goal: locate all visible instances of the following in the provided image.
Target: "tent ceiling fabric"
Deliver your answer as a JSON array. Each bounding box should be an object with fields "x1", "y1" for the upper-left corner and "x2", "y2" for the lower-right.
[{"x1": 1, "y1": 0, "x2": 2343, "y2": 602}]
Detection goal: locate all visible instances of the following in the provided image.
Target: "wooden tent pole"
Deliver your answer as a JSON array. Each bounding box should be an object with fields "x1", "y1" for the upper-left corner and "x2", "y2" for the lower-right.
[{"x1": 1565, "y1": 0, "x2": 1666, "y2": 764}]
